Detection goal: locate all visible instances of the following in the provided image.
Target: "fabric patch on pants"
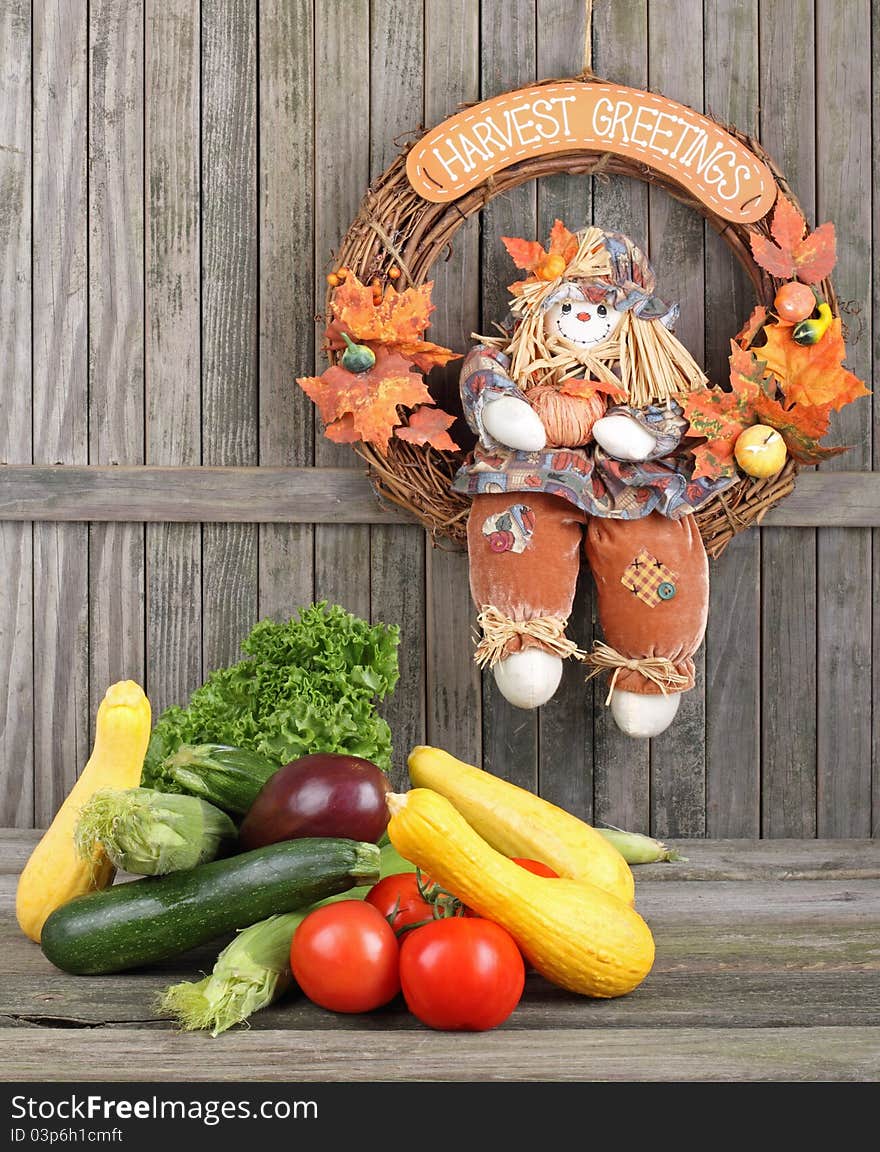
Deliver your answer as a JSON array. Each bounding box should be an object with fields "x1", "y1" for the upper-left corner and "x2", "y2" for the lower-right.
[
  {"x1": 481, "y1": 503, "x2": 536, "y2": 554},
  {"x1": 621, "y1": 549, "x2": 678, "y2": 607}
]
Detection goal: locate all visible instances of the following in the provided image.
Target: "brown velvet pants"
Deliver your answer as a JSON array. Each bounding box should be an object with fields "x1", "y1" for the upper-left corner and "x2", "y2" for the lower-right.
[{"x1": 468, "y1": 491, "x2": 709, "y2": 695}]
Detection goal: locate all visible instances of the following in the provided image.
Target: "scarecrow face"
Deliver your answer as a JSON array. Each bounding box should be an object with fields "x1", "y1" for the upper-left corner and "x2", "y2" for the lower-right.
[{"x1": 544, "y1": 295, "x2": 623, "y2": 348}]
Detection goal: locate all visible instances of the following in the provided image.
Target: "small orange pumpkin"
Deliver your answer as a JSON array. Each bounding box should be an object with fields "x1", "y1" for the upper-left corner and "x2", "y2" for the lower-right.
[
  {"x1": 774, "y1": 281, "x2": 815, "y2": 324},
  {"x1": 525, "y1": 384, "x2": 606, "y2": 448},
  {"x1": 536, "y1": 252, "x2": 567, "y2": 281}
]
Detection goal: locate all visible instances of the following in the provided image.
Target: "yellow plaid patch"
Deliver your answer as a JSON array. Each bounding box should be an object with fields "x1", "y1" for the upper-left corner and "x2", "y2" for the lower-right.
[{"x1": 621, "y1": 550, "x2": 678, "y2": 608}]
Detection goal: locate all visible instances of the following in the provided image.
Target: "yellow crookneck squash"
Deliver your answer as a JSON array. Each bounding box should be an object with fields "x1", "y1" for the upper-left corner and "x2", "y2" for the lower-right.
[
  {"x1": 16, "y1": 680, "x2": 152, "y2": 943},
  {"x1": 387, "y1": 788, "x2": 654, "y2": 999},
  {"x1": 407, "y1": 745, "x2": 635, "y2": 906}
]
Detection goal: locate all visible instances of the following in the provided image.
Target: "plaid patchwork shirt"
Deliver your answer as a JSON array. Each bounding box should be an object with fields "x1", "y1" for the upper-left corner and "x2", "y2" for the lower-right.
[{"x1": 452, "y1": 344, "x2": 737, "y2": 521}]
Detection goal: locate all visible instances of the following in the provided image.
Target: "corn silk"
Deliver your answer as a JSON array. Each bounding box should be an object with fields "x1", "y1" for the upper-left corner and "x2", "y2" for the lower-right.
[{"x1": 74, "y1": 788, "x2": 237, "y2": 876}]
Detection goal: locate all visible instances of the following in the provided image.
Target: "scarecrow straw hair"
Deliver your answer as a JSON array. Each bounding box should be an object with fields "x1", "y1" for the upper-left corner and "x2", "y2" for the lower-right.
[
  {"x1": 584, "y1": 641, "x2": 691, "y2": 703},
  {"x1": 478, "y1": 225, "x2": 709, "y2": 407},
  {"x1": 474, "y1": 605, "x2": 585, "y2": 668}
]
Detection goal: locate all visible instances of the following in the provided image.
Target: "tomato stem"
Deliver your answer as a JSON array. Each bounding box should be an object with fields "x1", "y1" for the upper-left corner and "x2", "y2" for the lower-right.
[{"x1": 411, "y1": 868, "x2": 469, "y2": 923}]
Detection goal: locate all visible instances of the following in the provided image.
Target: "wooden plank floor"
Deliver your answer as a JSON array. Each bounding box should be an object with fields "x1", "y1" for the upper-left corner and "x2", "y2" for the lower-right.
[{"x1": 1, "y1": 833, "x2": 878, "y2": 1082}]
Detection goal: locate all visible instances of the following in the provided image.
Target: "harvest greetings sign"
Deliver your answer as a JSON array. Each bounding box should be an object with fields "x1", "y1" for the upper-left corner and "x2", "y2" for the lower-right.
[{"x1": 407, "y1": 82, "x2": 776, "y2": 224}]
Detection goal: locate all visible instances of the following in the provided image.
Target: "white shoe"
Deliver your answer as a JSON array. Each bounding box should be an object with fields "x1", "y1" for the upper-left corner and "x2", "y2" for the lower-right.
[
  {"x1": 493, "y1": 649, "x2": 563, "y2": 709},
  {"x1": 610, "y1": 689, "x2": 681, "y2": 738}
]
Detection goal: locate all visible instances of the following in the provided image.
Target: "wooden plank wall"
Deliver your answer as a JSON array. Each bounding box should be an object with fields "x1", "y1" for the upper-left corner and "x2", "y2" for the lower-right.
[{"x1": 0, "y1": 0, "x2": 876, "y2": 836}]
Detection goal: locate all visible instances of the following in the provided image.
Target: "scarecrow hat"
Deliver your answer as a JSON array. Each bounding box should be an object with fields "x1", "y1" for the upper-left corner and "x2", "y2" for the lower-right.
[
  {"x1": 510, "y1": 223, "x2": 679, "y2": 329},
  {"x1": 573, "y1": 229, "x2": 679, "y2": 327},
  {"x1": 494, "y1": 220, "x2": 707, "y2": 406}
]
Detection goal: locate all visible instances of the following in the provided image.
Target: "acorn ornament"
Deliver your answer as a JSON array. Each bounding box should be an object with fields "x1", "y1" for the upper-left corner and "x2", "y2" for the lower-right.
[
  {"x1": 340, "y1": 331, "x2": 376, "y2": 374},
  {"x1": 734, "y1": 425, "x2": 788, "y2": 478}
]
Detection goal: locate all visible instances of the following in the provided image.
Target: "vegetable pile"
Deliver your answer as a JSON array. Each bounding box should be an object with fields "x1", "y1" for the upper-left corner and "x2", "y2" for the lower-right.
[{"x1": 17, "y1": 603, "x2": 684, "y2": 1036}]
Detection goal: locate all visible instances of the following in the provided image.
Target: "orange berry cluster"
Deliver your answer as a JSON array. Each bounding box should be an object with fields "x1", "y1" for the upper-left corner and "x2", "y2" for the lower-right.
[{"x1": 326, "y1": 265, "x2": 401, "y2": 299}]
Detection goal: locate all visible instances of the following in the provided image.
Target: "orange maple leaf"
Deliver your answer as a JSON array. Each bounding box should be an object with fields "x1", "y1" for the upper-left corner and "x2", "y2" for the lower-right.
[
  {"x1": 749, "y1": 196, "x2": 836, "y2": 285},
  {"x1": 751, "y1": 393, "x2": 844, "y2": 466},
  {"x1": 298, "y1": 347, "x2": 433, "y2": 453},
  {"x1": 729, "y1": 341, "x2": 846, "y2": 465},
  {"x1": 395, "y1": 405, "x2": 460, "y2": 452},
  {"x1": 759, "y1": 318, "x2": 871, "y2": 411},
  {"x1": 326, "y1": 275, "x2": 455, "y2": 369},
  {"x1": 682, "y1": 343, "x2": 847, "y2": 478},
  {"x1": 503, "y1": 219, "x2": 579, "y2": 283},
  {"x1": 501, "y1": 237, "x2": 546, "y2": 272},
  {"x1": 331, "y1": 275, "x2": 432, "y2": 341},
  {"x1": 681, "y1": 350, "x2": 762, "y2": 480},
  {"x1": 403, "y1": 342, "x2": 459, "y2": 373},
  {"x1": 325, "y1": 323, "x2": 455, "y2": 373},
  {"x1": 735, "y1": 304, "x2": 768, "y2": 349},
  {"x1": 547, "y1": 219, "x2": 579, "y2": 262},
  {"x1": 559, "y1": 377, "x2": 627, "y2": 404}
]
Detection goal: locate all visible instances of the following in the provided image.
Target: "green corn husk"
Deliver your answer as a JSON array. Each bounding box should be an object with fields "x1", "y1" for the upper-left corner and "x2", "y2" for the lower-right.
[
  {"x1": 74, "y1": 787, "x2": 238, "y2": 876},
  {"x1": 158, "y1": 840, "x2": 417, "y2": 1036},
  {"x1": 597, "y1": 826, "x2": 687, "y2": 864},
  {"x1": 143, "y1": 743, "x2": 279, "y2": 816},
  {"x1": 158, "y1": 913, "x2": 301, "y2": 1037}
]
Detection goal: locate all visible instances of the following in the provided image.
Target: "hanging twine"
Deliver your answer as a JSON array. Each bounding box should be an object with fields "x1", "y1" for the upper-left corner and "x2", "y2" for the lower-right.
[
  {"x1": 474, "y1": 605, "x2": 586, "y2": 668},
  {"x1": 583, "y1": 641, "x2": 691, "y2": 704}
]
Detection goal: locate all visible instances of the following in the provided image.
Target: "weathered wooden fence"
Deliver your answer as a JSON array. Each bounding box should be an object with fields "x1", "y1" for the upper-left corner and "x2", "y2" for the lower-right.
[{"x1": 1, "y1": 0, "x2": 876, "y2": 838}]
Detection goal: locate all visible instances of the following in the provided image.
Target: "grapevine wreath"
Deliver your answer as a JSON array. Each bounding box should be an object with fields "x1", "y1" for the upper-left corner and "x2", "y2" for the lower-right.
[{"x1": 298, "y1": 75, "x2": 869, "y2": 738}]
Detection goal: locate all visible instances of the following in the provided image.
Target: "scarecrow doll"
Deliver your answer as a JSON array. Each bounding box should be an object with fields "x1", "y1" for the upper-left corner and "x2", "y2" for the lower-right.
[{"x1": 453, "y1": 223, "x2": 735, "y2": 737}]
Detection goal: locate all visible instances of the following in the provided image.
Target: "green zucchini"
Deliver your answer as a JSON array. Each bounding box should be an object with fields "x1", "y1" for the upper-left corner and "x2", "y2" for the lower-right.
[
  {"x1": 41, "y1": 837, "x2": 380, "y2": 976},
  {"x1": 141, "y1": 743, "x2": 279, "y2": 816}
]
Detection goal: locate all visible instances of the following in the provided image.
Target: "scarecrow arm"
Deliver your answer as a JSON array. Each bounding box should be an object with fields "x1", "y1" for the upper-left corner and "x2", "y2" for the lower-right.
[
  {"x1": 592, "y1": 403, "x2": 687, "y2": 463},
  {"x1": 460, "y1": 344, "x2": 547, "y2": 452},
  {"x1": 592, "y1": 411, "x2": 659, "y2": 461}
]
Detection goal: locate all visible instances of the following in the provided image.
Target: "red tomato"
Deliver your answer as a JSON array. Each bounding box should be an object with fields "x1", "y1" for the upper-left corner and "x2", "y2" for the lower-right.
[
  {"x1": 290, "y1": 900, "x2": 400, "y2": 1013},
  {"x1": 399, "y1": 918, "x2": 525, "y2": 1031},
  {"x1": 365, "y1": 873, "x2": 434, "y2": 934},
  {"x1": 511, "y1": 858, "x2": 559, "y2": 878}
]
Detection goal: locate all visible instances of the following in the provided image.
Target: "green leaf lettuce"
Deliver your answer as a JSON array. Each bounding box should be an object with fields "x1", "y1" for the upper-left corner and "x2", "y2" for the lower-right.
[{"x1": 142, "y1": 603, "x2": 400, "y2": 779}]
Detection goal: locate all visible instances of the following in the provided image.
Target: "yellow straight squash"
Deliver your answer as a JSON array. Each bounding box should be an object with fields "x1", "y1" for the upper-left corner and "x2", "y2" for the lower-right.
[
  {"x1": 16, "y1": 681, "x2": 152, "y2": 942},
  {"x1": 387, "y1": 789, "x2": 654, "y2": 998},
  {"x1": 407, "y1": 745, "x2": 634, "y2": 905}
]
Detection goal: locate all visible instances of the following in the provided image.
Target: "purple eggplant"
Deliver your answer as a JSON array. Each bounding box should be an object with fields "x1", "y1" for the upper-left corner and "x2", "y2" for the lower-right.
[{"x1": 238, "y1": 753, "x2": 390, "y2": 851}]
